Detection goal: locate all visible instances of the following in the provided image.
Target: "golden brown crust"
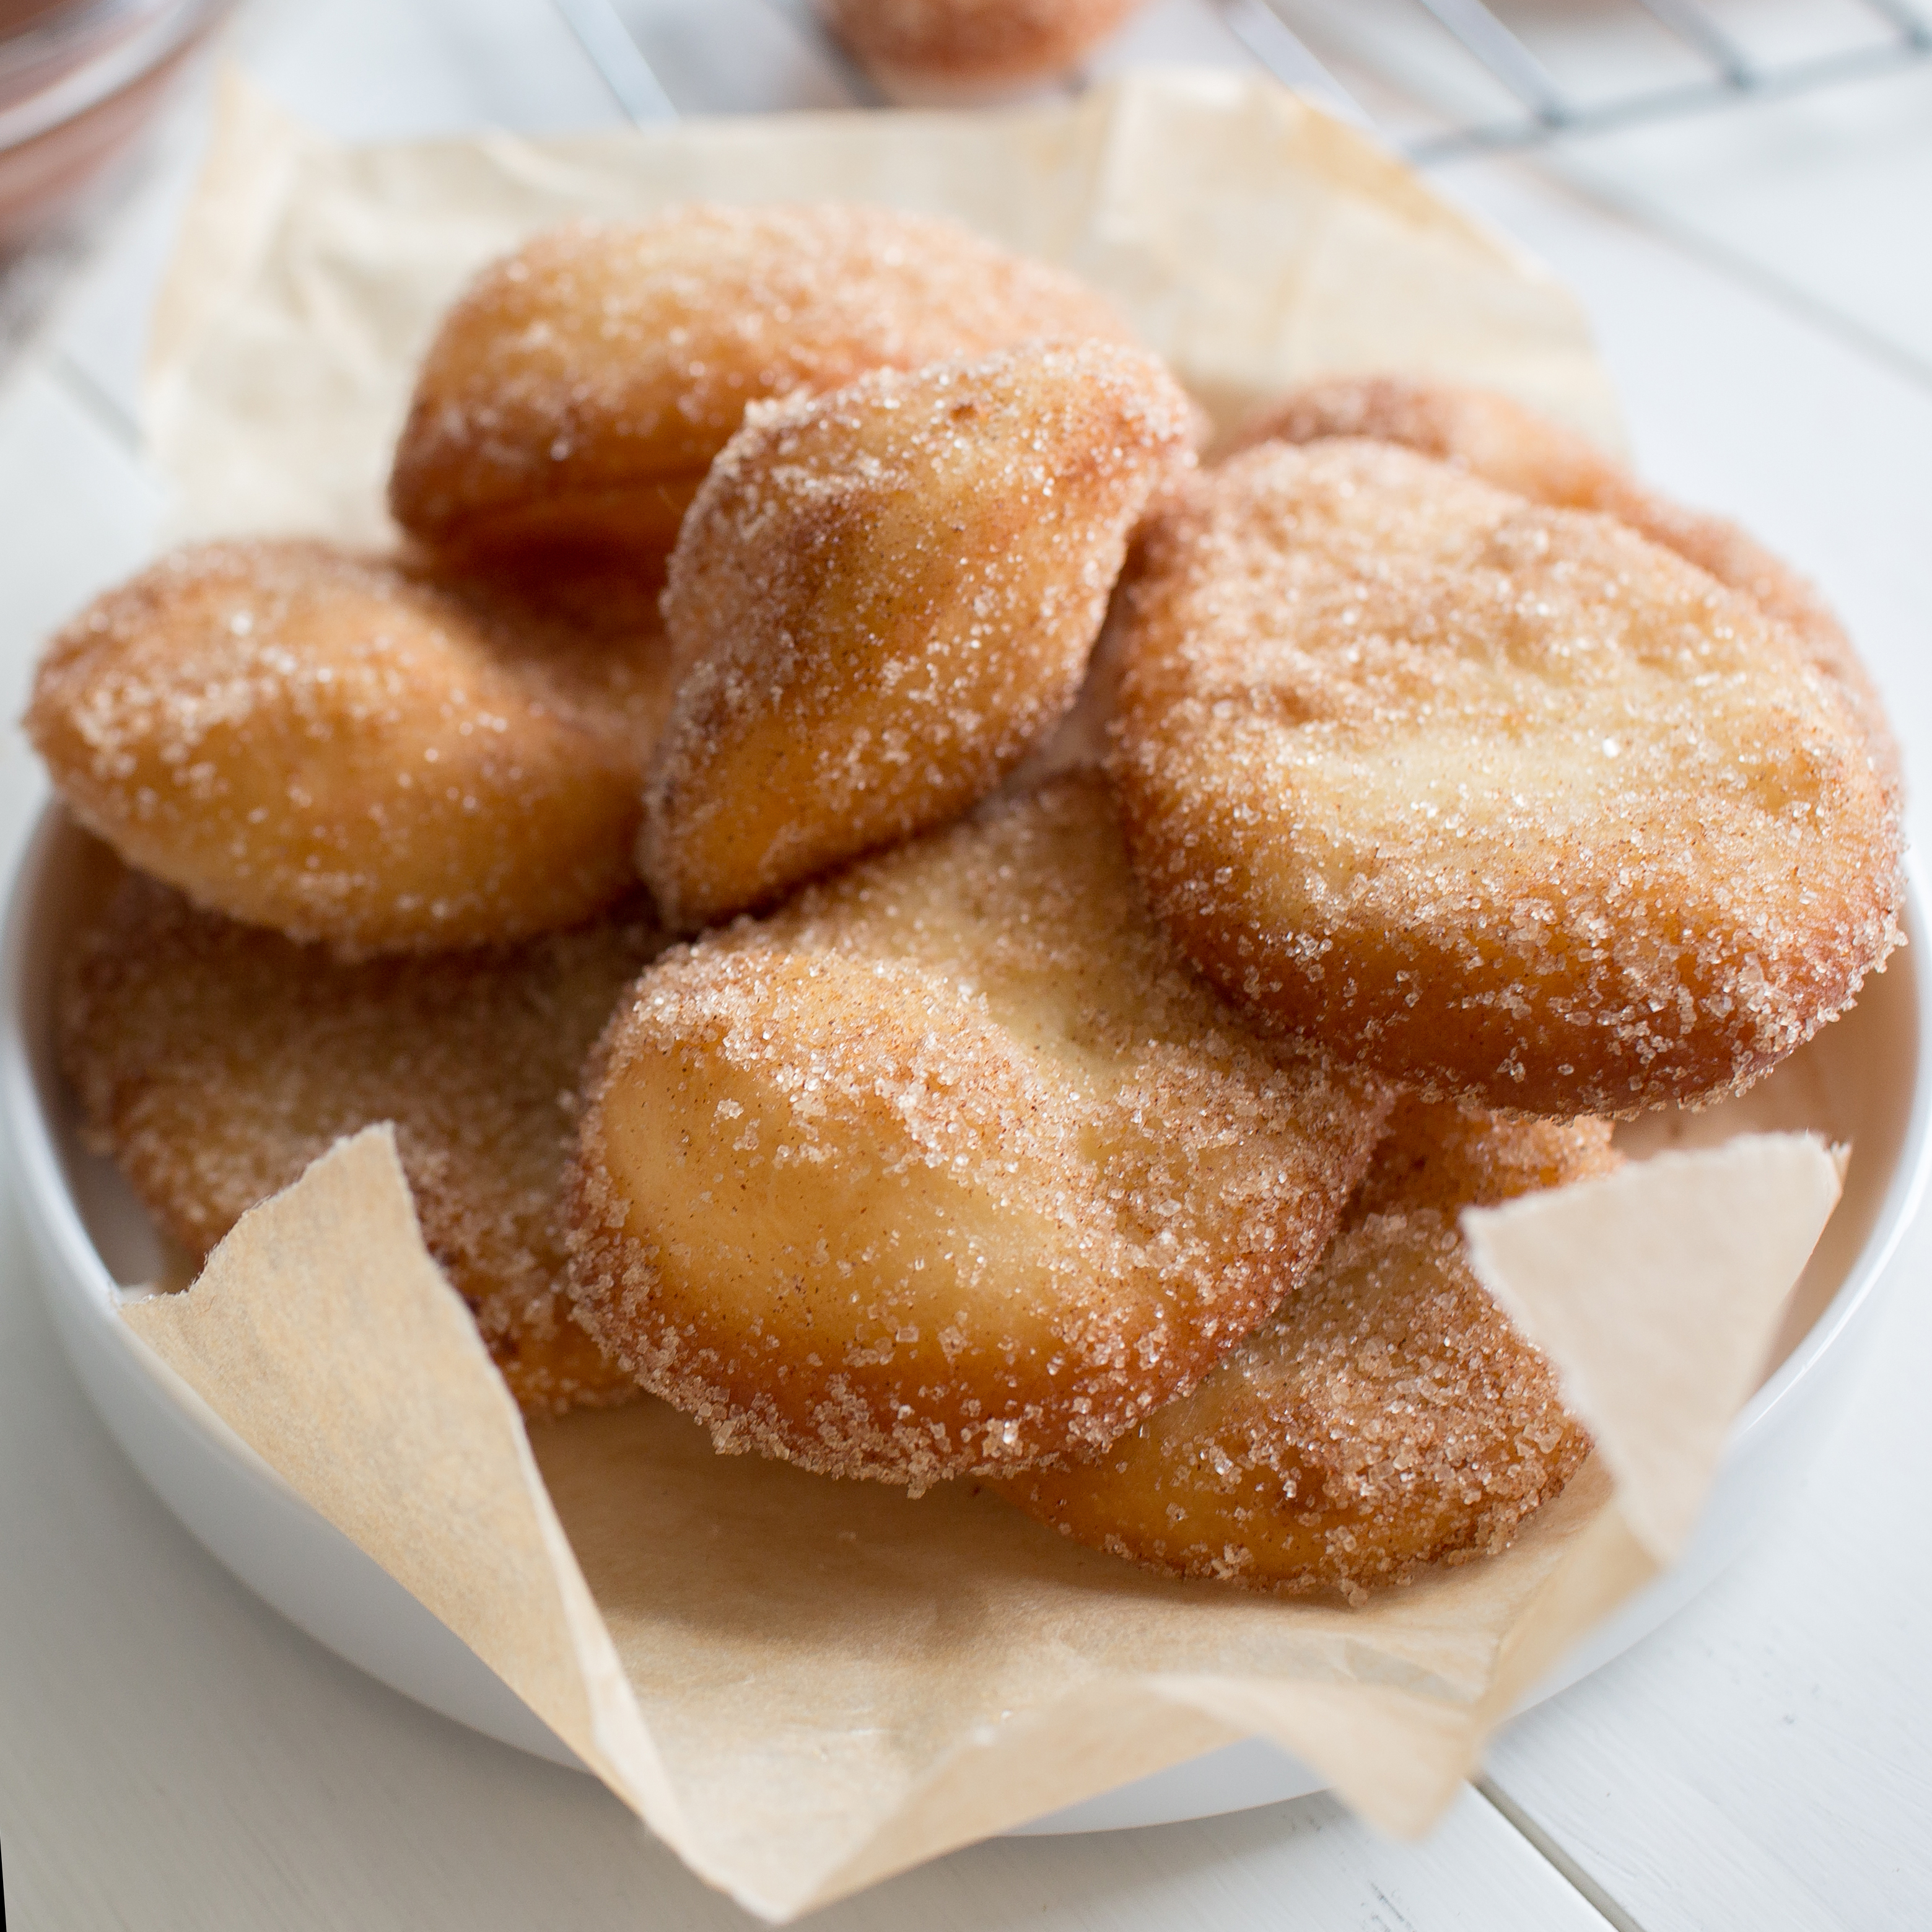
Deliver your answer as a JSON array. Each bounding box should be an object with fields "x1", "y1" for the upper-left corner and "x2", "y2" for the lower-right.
[
  {"x1": 824, "y1": 0, "x2": 1146, "y2": 89},
  {"x1": 1345, "y1": 1089, "x2": 1620, "y2": 1220},
  {"x1": 1232, "y1": 374, "x2": 1900, "y2": 785},
  {"x1": 1112, "y1": 439, "x2": 1904, "y2": 1116},
  {"x1": 569, "y1": 775, "x2": 1392, "y2": 1490},
  {"x1": 449, "y1": 559, "x2": 682, "y2": 773},
  {"x1": 642, "y1": 341, "x2": 1194, "y2": 931},
  {"x1": 59, "y1": 864, "x2": 669, "y2": 1415},
  {"x1": 388, "y1": 206, "x2": 1137, "y2": 569},
  {"x1": 995, "y1": 1098, "x2": 1614, "y2": 1598},
  {"x1": 25, "y1": 540, "x2": 650, "y2": 956}
]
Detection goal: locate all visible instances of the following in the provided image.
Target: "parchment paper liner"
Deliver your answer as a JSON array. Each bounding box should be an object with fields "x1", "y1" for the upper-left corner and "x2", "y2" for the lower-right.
[
  {"x1": 147, "y1": 65, "x2": 1623, "y2": 548},
  {"x1": 125, "y1": 1130, "x2": 1837, "y2": 1918},
  {"x1": 103, "y1": 69, "x2": 1848, "y2": 1919}
]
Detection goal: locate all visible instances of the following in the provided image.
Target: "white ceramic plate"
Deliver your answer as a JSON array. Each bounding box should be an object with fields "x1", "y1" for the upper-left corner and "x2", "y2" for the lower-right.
[{"x1": 6, "y1": 799, "x2": 1928, "y2": 1834}]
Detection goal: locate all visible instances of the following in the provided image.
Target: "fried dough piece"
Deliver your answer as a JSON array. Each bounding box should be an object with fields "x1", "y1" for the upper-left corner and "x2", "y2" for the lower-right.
[
  {"x1": 1348, "y1": 1091, "x2": 1619, "y2": 1219},
  {"x1": 1114, "y1": 440, "x2": 1904, "y2": 1116},
  {"x1": 388, "y1": 206, "x2": 1135, "y2": 570},
  {"x1": 569, "y1": 776, "x2": 1392, "y2": 1490},
  {"x1": 824, "y1": 0, "x2": 1147, "y2": 94},
  {"x1": 997, "y1": 1096, "x2": 1613, "y2": 1598},
  {"x1": 642, "y1": 341, "x2": 1194, "y2": 931},
  {"x1": 59, "y1": 864, "x2": 668, "y2": 1416},
  {"x1": 460, "y1": 561, "x2": 682, "y2": 771},
  {"x1": 1233, "y1": 374, "x2": 1898, "y2": 782},
  {"x1": 26, "y1": 541, "x2": 645, "y2": 955}
]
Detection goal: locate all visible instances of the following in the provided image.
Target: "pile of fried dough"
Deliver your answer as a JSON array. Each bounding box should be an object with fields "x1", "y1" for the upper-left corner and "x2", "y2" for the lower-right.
[{"x1": 32, "y1": 203, "x2": 1904, "y2": 1604}]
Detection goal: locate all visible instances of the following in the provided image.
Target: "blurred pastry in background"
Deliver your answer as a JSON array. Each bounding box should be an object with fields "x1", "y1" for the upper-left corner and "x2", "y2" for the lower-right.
[{"x1": 821, "y1": 0, "x2": 1148, "y2": 100}]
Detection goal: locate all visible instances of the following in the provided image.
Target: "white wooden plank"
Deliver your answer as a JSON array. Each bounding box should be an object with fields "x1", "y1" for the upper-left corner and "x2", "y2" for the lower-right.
[
  {"x1": 1484, "y1": 1200, "x2": 1932, "y2": 1932},
  {"x1": 1532, "y1": 64, "x2": 1932, "y2": 391},
  {"x1": 1243, "y1": 0, "x2": 1518, "y2": 141},
  {"x1": 613, "y1": 0, "x2": 863, "y2": 113},
  {"x1": 0, "y1": 365, "x2": 157, "y2": 664},
  {"x1": 0, "y1": 366, "x2": 160, "y2": 872},
  {"x1": 225, "y1": 0, "x2": 626, "y2": 139},
  {"x1": 32, "y1": 103, "x2": 206, "y2": 453}
]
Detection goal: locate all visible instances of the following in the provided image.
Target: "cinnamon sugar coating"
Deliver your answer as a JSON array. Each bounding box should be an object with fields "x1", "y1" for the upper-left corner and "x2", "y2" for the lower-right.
[
  {"x1": 25, "y1": 541, "x2": 651, "y2": 956},
  {"x1": 388, "y1": 206, "x2": 1135, "y2": 570},
  {"x1": 459, "y1": 561, "x2": 682, "y2": 772},
  {"x1": 1233, "y1": 374, "x2": 1898, "y2": 783},
  {"x1": 569, "y1": 776, "x2": 1392, "y2": 1490},
  {"x1": 997, "y1": 1095, "x2": 1614, "y2": 1598},
  {"x1": 824, "y1": 0, "x2": 1147, "y2": 90},
  {"x1": 642, "y1": 341, "x2": 1194, "y2": 930},
  {"x1": 1114, "y1": 440, "x2": 1904, "y2": 1115},
  {"x1": 1350, "y1": 1090, "x2": 1620, "y2": 1219},
  {"x1": 60, "y1": 864, "x2": 668, "y2": 1416}
]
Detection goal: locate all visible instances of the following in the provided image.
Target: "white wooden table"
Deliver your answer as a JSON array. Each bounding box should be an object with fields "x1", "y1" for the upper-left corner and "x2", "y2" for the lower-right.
[{"x1": 3, "y1": 3, "x2": 1929, "y2": 1926}]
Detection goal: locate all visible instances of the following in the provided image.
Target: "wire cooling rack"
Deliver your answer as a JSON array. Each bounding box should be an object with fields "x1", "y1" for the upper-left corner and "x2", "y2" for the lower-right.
[
  {"x1": 554, "y1": 0, "x2": 1932, "y2": 167},
  {"x1": 1256, "y1": 0, "x2": 1932, "y2": 162}
]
